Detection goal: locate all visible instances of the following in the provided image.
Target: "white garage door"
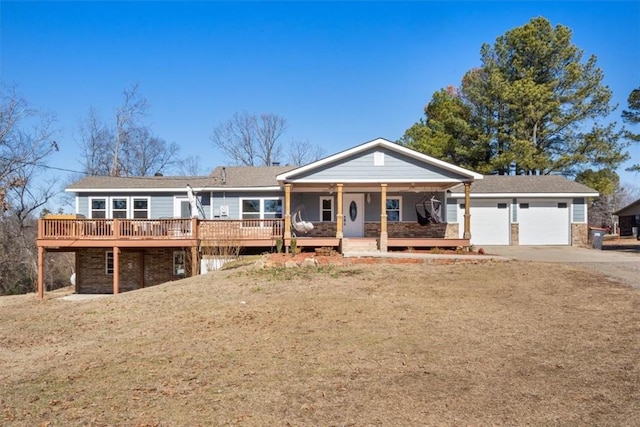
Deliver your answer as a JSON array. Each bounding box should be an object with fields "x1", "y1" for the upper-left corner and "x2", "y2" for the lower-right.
[
  {"x1": 459, "y1": 199, "x2": 511, "y2": 245},
  {"x1": 518, "y1": 199, "x2": 570, "y2": 245}
]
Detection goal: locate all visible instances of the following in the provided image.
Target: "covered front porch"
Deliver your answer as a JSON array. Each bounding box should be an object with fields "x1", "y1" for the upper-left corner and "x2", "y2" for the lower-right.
[{"x1": 280, "y1": 182, "x2": 473, "y2": 252}]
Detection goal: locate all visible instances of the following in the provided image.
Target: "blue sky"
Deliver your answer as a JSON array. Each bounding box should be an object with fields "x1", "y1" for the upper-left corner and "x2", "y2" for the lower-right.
[{"x1": 2, "y1": 1, "x2": 639, "y2": 196}]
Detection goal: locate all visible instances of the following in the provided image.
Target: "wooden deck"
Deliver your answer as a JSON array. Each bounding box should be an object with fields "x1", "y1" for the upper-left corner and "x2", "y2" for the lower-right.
[
  {"x1": 37, "y1": 218, "x2": 286, "y2": 248},
  {"x1": 37, "y1": 218, "x2": 468, "y2": 250}
]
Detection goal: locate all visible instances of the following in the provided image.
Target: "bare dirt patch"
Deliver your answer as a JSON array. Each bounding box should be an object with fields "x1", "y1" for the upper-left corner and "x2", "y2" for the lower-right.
[{"x1": 1, "y1": 261, "x2": 639, "y2": 426}]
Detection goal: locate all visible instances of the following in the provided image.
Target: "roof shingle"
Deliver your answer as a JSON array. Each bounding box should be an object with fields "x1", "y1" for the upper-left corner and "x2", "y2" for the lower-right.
[{"x1": 450, "y1": 175, "x2": 598, "y2": 195}]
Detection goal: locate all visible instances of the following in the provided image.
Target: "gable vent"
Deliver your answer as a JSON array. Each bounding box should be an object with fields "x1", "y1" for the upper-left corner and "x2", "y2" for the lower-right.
[{"x1": 374, "y1": 152, "x2": 384, "y2": 166}]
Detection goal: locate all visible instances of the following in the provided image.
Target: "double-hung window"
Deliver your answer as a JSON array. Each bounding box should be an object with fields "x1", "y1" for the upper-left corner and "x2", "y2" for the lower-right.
[
  {"x1": 241, "y1": 199, "x2": 261, "y2": 221},
  {"x1": 90, "y1": 198, "x2": 107, "y2": 219},
  {"x1": 173, "y1": 251, "x2": 185, "y2": 276},
  {"x1": 320, "y1": 197, "x2": 334, "y2": 221},
  {"x1": 105, "y1": 251, "x2": 114, "y2": 275},
  {"x1": 132, "y1": 198, "x2": 149, "y2": 219},
  {"x1": 264, "y1": 199, "x2": 283, "y2": 219},
  {"x1": 386, "y1": 197, "x2": 401, "y2": 222},
  {"x1": 240, "y1": 198, "x2": 283, "y2": 221},
  {"x1": 112, "y1": 198, "x2": 128, "y2": 218}
]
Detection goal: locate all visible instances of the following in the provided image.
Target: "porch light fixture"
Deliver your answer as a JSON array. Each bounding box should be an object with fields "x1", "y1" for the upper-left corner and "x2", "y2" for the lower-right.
[{"x1": 366, "y1": 193, "x2": 371, "y2": 204}]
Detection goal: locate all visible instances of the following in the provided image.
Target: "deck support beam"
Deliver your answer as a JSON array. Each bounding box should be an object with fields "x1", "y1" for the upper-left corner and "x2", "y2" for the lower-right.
[
  {"x1": 113, "y1": 246, "x2": 120, "y2": 295},
  {"x1": 380, "y1": 183, "x2": 388, "y2": 252},
  {"x1": 37, "y1": 247, "x2": 44, "y2": 300},
  {"x1": 191, "y1": 246, "x2": 199, "y2": 277},
  {"x1": 463, "y1": 182, "x2": 471, "y2": 240},
  {"x1": 336, "y1": 184, "x2": 344, "y2": 238}
]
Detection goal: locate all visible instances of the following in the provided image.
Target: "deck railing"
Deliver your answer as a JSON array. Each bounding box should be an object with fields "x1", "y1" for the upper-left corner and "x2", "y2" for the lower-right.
[{"x1": 38, "y1": 218, "x2": 285, "y2": 241}]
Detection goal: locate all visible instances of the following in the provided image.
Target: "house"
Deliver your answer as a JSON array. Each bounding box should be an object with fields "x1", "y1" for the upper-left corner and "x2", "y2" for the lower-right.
[
  {"x1": 613, "y1": 200, "x2": 640, "y2": 237},
  {"x1": 36, "y1": 138, "x2": 597, "y2": 298}
]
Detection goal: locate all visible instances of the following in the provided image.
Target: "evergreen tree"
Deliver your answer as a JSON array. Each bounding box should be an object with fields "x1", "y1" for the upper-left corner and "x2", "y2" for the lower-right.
[
  {"x1": 622, "y1": 87, "x2": 640, "y2": 172},
  {"x1": 401, "y1": 17, "x2": 628, "y2": 176}
]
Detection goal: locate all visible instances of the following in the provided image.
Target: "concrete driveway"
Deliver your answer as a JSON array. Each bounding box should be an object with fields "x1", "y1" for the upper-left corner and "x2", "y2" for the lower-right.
[{"x1": 483, "y1": 245, "x2": 640, "y2": 290}]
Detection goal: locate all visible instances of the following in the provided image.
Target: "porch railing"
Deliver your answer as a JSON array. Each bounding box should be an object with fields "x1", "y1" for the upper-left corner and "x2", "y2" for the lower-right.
[{"x1": 38, "y1": 218, "x2": 285, "y2": 241}]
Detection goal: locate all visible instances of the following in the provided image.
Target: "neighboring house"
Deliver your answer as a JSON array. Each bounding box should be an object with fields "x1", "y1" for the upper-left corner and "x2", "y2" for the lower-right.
[
  {"x1": 613, "y1": 200, "x2": 640, "y2": 237},
  {"x1": 449, "y1": 176, "x2": 598, "y2": 246},
  {"x1": 36, "y1": 137, "x2": 597, "y2": 298}
]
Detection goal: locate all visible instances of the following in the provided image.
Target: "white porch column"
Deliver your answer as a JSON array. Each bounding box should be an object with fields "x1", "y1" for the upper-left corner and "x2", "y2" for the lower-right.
[
  {"x1": 380, "y1": 183, "x2": 388, "y2": 252},
  {"x1": 463, "y1": 182, "x2": 471, "y2": 240}
]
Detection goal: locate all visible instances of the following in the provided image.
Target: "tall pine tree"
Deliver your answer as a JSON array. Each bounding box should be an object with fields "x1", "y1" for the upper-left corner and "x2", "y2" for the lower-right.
[{"x1": 401, "y1": 17, "x2": 628, "y2": 176}]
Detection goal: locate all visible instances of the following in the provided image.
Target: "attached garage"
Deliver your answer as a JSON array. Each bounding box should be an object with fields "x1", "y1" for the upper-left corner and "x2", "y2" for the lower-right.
[
  {"x1": 449, "y1": 176, "x2": 598, "y2": 247},
  {"x1": 459, "y1": 199, "x2": 511, "y2": 245},
  {"x1": 518, "y1": 199, "x2": 570, "y2": 245}
]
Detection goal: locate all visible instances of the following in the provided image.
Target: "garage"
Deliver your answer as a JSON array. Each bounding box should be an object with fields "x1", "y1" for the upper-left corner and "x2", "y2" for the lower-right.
[
  {"x1": 459, "y1": 199, "x2": 511, "y2": 245},
  {"x1": 518, "y1": 199, "x2": 570, "y2": 245}
]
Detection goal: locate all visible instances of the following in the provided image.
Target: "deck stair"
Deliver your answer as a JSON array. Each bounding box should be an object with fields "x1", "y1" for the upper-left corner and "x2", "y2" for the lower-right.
[{"x1": 342, "y1": 238, "x2": 379, "y2": 254}]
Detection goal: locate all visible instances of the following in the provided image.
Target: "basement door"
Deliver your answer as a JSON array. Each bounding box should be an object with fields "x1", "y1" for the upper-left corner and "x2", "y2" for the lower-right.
[{"x1": 343, "y1": 193, "x2": 365, "y2": 237}]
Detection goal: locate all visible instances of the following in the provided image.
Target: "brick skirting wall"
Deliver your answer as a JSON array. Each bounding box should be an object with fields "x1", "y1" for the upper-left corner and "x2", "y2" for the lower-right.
[
  {"x1": 305, "y1": 221, "x2": 459, "y2": 239},
  {"x1": 77, "y1": 248, "x2": 185, "y2": 294},
  {"x1": 365, "y1": 222, "x2": 450, "y2": 238}
]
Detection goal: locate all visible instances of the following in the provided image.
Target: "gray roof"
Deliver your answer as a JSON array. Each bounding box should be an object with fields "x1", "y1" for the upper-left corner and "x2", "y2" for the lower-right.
[
  {"x1": 210, "y1": 166, "x2": 296, "y2": 187},
  {"x1": 66, "y1": 165, "x2": 298, "y2": 191},
  {"x1": 450, "y1": 175, "x2": 598, "y2": 195},
  {"x1": 613, "y1": 199, "x2": 640, "y2": 216},
  {"x1": 66, "y1": 175, "x2": 216, "y2": 190}
]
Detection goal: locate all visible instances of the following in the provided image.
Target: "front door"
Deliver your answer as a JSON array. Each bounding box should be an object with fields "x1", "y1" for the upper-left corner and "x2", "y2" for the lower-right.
[{"x1": 343, "y1": 193, "x2": 365, "y2": 237}]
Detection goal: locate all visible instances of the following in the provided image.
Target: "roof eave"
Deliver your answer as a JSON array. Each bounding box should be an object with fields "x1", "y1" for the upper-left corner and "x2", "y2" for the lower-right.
[{"x1": 449, "y1": 192, "x2": 599, "y2": 198}]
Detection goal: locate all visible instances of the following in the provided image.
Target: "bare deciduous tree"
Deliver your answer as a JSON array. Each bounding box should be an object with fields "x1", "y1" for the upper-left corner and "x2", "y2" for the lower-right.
[
  {"x1": 77, "y1": 84, "x2": 180, "y2": 177},
  {"x1": 178, "y1": 155, "x2": 206, "y2": 176},
  {"x1": 211, "y1": 112, "x2": 286, "y2": 166},
  {"x1": 78, "y1": 107, "x2": 114, "y2": 176},
  {"x1": 0, "y1": 84, "x2": 60, "y2": 294},
  {"x1": 287, "y1": 139, "x2": 326, "y2": 166},
  {"x1": 120, "y1": 128, "x2": 180, "y2": 176}
]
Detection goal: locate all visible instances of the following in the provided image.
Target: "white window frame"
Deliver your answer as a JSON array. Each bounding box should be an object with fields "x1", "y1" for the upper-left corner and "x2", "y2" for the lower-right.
[
  {"x1": 320, "y1": 196, "x2": 334, "y2": 222},
  {"x1": 132, "y1": 197, "x2": 150, "y2": 219},
  {"x1": 386, "y1": 196, "x2": 402, "y2": 222},
  {"x1": 89, "y1": 197, "x2": 107, "y2": 219},
  {"x1": 112, "y1": 197, "x2": 128, "y2": 219},
  {"x1": 239, "y1": 197, "x2": 283, "y2": 220},
  {"x1": 173, "y1": 250, "x2": 185, "y2": 276},
  {"x1": 106, "y1": 251, "x2": 114, "y2": 275}
]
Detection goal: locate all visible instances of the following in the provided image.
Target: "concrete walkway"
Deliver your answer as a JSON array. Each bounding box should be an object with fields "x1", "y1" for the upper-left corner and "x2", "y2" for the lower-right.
[{"x1": 482, "y1": 245, "x2": 640, "y2": 290}]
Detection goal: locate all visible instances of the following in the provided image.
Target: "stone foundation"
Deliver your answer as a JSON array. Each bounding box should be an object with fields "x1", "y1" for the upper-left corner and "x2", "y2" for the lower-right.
[
  {"x1": 511, "y1": 223, "x2": 519, "y2": 245},
  {"x1": 571, "y1": 223, "x2": 589, "y2": 247}
]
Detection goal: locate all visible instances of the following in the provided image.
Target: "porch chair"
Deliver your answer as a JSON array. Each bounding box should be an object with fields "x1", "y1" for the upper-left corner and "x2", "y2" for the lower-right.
[{"x1": 291, "y1": 209, "x2": 314, "y2": 236}]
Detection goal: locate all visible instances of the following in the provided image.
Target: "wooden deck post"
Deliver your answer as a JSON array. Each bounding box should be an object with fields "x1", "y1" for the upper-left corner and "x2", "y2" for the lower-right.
[
  {"x1": 139, "y1": 252, "x2": 145, "y2": 289},
  {"x1": 284, "y1": 184, "x2": 292, "y2": 240},
  {"x1": 191, "y1": 246, "x2": 199, "y2": 277},
  {"x1": 336, "y1": 184, "x2": 344, "y2": 238},
  {"x1": 113, "y1": 246, "x2": 120, "y2": 295},
  {"x1": 463, "y1": 182, "x2": 471, "y2": 239},
  {"x1": 37, "y1": 247, "x2": 44, "y2": 300},
  {"x1": 380, "y1": 183, "x2": 388, "y2": 252}
]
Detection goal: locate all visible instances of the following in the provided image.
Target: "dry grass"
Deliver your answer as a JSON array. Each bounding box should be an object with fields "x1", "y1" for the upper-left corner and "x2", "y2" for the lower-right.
[{"x1": 1, "y1": 260, "x2": 639, "y2": 426}]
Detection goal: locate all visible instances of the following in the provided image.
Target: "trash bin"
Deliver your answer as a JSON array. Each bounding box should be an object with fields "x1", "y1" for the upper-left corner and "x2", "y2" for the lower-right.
[
  {"x1": 633, "y1": 227, "x2": 638, "y2": 238},
  {"x1": 590, "y1": 229, "x2": 604, "y2": 250}
]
